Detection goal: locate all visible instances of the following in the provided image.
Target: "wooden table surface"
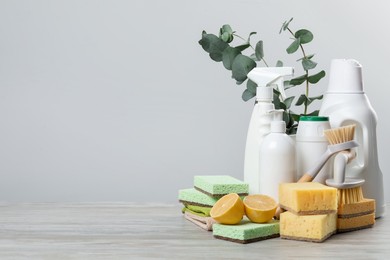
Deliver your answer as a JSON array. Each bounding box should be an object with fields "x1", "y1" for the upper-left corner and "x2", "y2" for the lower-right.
[{"x1": 0, "y1": 202, "x2": 388, "y2": 259}]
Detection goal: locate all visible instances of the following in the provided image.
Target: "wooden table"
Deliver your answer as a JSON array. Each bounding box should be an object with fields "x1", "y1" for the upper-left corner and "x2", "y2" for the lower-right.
[{"x1": 0, "y1": 202, "x2": 388, "y2": 259}]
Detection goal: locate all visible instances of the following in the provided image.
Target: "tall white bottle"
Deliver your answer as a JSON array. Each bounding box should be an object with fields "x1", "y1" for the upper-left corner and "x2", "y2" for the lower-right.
[
  {"x1": 319, "y1": 59, "x2": 385, "y2": 218},
  {"x1": 244, "y1": 67, "x2": 294, "y2": 194},
  {"x1": 258, "y1": 110, "x2": 295, "y2": 202}
]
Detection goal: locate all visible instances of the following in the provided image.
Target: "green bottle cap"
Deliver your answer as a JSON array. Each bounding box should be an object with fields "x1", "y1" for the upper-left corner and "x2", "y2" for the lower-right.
[{"x1": 299, "y1": 116, "x2": 329, "y2": 122}]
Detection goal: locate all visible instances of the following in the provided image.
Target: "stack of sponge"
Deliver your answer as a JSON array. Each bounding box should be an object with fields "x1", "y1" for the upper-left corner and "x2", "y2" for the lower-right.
[
  {"x1": 337, "y1": 196, "x2": 376, "y2": 233},
  {"x1": 279, "y1": 182, "x2": 338, "y2": 243},
  {"x1": 178, "y1": 175, "x2": 249, "y2": 231}
]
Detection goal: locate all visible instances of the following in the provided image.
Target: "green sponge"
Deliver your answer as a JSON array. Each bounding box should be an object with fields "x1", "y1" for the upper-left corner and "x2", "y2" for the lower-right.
[
  {"x1": 182, "y1": 204, "x2": 212, "y2": 217},
  {"x1": 213, "y1": 219, "x2": 280, "y2": 244},
  {"x1": 194, "y1": 175, "x2": 249, "y2": 197},
  {"x1": 178, "y1": 188, "x2": 219, "y2": 207}
]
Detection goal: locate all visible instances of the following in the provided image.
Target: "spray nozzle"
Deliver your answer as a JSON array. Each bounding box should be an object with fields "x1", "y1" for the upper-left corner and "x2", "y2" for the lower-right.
[
  {"x1": 268, "y1": 109, "x2": 286, "y2": 133},
  {"x1": 247, "y1": 67, "x2": 294, "y2": 100}
]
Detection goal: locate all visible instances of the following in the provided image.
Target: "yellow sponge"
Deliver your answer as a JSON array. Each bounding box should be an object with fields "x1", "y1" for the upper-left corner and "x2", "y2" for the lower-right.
[
  {"x1": 279, "y1": 183, "x2": 337, "y2": 215},
  {"x1": 280, "y1": 211, "x2": 337, "y2": 243},
  {"x1": 338, "y1": 198, "x2": 375, "y2": 218},
  {"x1": 337, "y1": 213, "x2": 375, "y2": 233}
]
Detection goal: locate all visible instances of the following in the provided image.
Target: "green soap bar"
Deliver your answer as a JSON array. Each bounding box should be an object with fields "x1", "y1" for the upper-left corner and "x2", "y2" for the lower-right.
[
  {"x1": 178, "y1": 188, "x2": 218, "y2": 207},
  {"x1": 194, "y1": 175, "x2": 249, "y2": 196},
  {"x1": 213, "y1": 219, "x2": 280, "y2": 244}
]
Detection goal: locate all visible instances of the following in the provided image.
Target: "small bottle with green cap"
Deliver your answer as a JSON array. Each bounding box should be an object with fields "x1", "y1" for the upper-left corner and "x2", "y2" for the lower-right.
[{"x1": 295, "y1": 116, "x2": 331, "y2": 183}]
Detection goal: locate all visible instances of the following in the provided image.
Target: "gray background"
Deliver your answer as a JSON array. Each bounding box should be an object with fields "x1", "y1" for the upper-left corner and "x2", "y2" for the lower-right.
[{"x1": 0, "y1": 0, "x2": 388, "y2": 203}]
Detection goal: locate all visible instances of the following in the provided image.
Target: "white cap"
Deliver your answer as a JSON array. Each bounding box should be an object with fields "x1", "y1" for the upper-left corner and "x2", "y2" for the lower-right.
[
  {"x1": 269, "y1": 109, "x2": 286, "y2": 133},
  {"x1": 256, "y1": 86, "x2": 273, "y2": 101},
  {"x1": 327, "y1": 59, "x2": 364, "y2": 93},
  {"x1": 271, "y1": 120, "x2": 286, "y2": 133}
]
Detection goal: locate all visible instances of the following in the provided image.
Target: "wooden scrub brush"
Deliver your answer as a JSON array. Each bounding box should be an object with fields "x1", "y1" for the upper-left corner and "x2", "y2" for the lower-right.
[{"x1": 324, "y1": 124, "x2": 365, "y2": 205}]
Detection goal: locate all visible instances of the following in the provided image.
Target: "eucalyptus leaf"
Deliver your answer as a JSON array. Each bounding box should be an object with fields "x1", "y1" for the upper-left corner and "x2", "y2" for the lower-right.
[
  {"x1": 231, "y1": 54, "x2": 256, "y2": 82},
  {"x1": 235, "y1": 43, "x2": 251, "y2": 52},
  {"x1": 246, "y1": 79, "x2": 257, "y2": 94},
  {"x1": 219, "y1": 25, "x2": 234, "y2": 43},
  {"x1": 273, "y1": 92, "x2": 282, "y2": 109},
  {"x1": 290, "y1": 74, "x2": 307, "y2": 85},
  {"x1": 286, "y1": 38, "x2": 300, "y2": 54},
  {"x1": 306, "y1": 95, "x2": 323, "y2": 105},
  {"x1": 279, "y1": 102, "x2": 287, "y2": 110},
  {"x1": 220, "y1": 32, "x2": 230, "y2": 42},
  {"x1": 309, "y1": 95, "x2": 323, "y2": 100},
  {"x1": 242, "y1": 89, "x2": 256, "y2": 101},
  {"x1": 284, "y1": 96, "x2": 295, "y2": 109},
  {"x1": 247, "y1": 32, "x2": 257, "y2": 43},
  {"x1": 280, "y1": 17, "x2": 293, "y2": 33},
  {"x1": 307, "y1": 70, "x2": 326, "y2": 84},
  {"x1": 302, "y1": 58, "x2": 317, "y2": 71},
  {"x1": 283, "y1": 111, "x2": 291, "y2": 128},
  {"x1": 255, "y1": 41, "x2": 264, "y2": 60},
  {"x1": 235, "y1": 79, "x2": 245, "y2": 85},
  {"x1": 210, "y1": 52, "x2": 223, "y2": 62},
  {"x1": 249, "y1": 53, "x2": 260, "y2": 61},
  {"x1": 297, "y1": 54, "x2": 315, "y2": 61},
  {"x1": 221, "y1": 24, "x2": 233, "y2": 34},
  {"x1": 222, "y1": 47, "x2": 241, "y2": 70},
  {"x1": 306, "y1": 110, "x2": 320, "y2": 116},
  {"x1": 284, "y1": 80, "x2": 297, "y2": 90},
  {"x1": 295, "y1": 94, "x2": 308, "y2": 106},
  {"x1": 199, "y1": 33, "x2": 229, "y2": 61},
  {"x1": 295, "y1": 29, "x2": 313, "y2": 44},
  {"x1": 291, "y1": 113, "x2": 301, "y2": 122},
  {"x1": 276, "y1": 60, "x2": 283, "y2": 67}
]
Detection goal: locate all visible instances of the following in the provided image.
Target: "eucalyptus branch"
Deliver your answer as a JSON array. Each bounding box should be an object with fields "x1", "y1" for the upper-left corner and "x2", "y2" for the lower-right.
[
  {"x1": 233, "y1": 33, "x2": 269, "y2": 67},
  {"x1": 287, "y1": 27, "x2": 309, "y2": 114}
]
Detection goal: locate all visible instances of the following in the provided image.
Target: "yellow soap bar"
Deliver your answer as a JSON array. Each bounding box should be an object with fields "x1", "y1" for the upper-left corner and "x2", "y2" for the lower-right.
[
  {"x1": 279, "y1": 182, "x2": 337, "y2": 215},
  {"x1": 280, "y1": 211, "x2": 337, "y2": 243},
  {"x1": 337, "y1": 213, "x2": 375, "y2": 233},
  {"x1": 338, "y1": 198, "x2": 375, "y2": 218}
]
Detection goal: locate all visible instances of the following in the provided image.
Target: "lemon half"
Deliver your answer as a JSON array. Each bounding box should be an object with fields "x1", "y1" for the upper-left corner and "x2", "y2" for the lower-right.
[
  {"x1": 210, "y1": 193, "x2": 244, "y2": 225},
  {"x1": 243, "y1": 194, "x2": 277, "y2": 223}
]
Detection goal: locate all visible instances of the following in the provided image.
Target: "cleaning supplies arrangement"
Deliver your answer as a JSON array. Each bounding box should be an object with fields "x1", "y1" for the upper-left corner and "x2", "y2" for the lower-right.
[
  {"x1": 258, "y1": 109, "x2": 295, "y2": 202},
  {"x1": 180, "y1": 59, "x2": 384, "y2": 244},
  {"x1": 319, "y1": 58, "x2": 385, "y2": 218},
  {"x1": 244, "y1": 67, "x2": 293, "y2": 194},
  {"x1": 295, "y1": 116, "x2": 331, "y2": 184}
]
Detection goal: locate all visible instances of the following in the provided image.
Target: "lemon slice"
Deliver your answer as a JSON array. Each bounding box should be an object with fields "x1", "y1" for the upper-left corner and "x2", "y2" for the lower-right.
[
  {"x1": 210, "y1": 193, "x2": 244, "y2": 224},
  {"x1": 243, "y1": 194, "x2": 277, "y2": 223}
]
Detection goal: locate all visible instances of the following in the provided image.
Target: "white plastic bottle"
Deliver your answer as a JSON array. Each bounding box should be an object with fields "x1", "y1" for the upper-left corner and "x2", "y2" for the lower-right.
[
  {"x1": 319, "y1": 59, "x2": 385, "y2": 218},
  {"x1": 244, "y1": 67, "x2": 294, "y2": 194},
  {"x1": 258, "y1": 110, "x2": 295, "y2": 202},
  {"x1": 295, "y1": 116, "x2": 331, "y2": 184},
  {"x1": 243, "y1": 87, "x2": 274, "y2": 194}
]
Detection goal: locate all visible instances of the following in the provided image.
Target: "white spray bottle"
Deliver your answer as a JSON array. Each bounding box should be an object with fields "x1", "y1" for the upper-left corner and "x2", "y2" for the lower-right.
[
  {"x1": 258, "y1": 109, "x2": 295, "y2": 202},
  {"x1": 244, "y1": 67, "x2": 294, "y2": 194},
  {"x1": 319, "y1": 59, "x2": 385, "y2": 218}
]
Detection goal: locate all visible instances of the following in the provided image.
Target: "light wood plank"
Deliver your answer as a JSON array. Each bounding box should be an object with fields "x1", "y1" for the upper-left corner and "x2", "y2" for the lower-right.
[{"x1": 0, "y1": 202, "x2": 388, "y2": 259}]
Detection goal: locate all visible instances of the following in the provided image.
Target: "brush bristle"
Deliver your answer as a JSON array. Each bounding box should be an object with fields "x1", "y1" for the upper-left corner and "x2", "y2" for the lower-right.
[
  {"x1": 324, "y1": 124, "x2": 356, "y2": 145},
  {"x1": 337, "y1": 187, "x2": 364, "y2": 206}
]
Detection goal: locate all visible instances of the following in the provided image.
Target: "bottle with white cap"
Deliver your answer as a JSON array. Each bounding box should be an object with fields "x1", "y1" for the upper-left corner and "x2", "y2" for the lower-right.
[
  {"x1": 258, "y1": 109, "x2": 295, "y2": 202},
  {"x1": 243, "y1": 67, "x2": 294, "y2": 194},
  {"x1": 319, "y1": 58, "x2": 385, "y2": 218},
  {"x1": 296, "y1": 116, "x2": 331, "y2": 184}
]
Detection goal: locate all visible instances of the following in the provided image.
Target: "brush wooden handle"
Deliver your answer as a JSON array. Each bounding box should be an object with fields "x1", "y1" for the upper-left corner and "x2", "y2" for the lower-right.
[{"x1": 298, "y1": 173, "x2": 314, "y2": 183}]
